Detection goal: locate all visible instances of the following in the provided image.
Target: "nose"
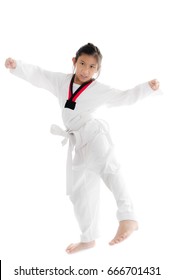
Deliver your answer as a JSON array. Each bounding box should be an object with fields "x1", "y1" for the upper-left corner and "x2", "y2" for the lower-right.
[{"x1": 82, "y1": 66, "x2": 90, "y2": 75}]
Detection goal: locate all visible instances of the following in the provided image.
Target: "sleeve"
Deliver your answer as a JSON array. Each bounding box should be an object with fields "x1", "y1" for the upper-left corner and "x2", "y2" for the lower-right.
[
  {"x1": 104, "y1": 82, "x2": 163, "y2": 107},
  {"x1": 10, "y1": 60, "x2": 66, "y2": 98}
]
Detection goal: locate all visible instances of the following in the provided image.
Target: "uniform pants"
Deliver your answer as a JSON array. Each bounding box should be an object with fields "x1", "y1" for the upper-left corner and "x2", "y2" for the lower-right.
[{"x1": 69, "y1": 128, "x2": 136, "y2": 242}]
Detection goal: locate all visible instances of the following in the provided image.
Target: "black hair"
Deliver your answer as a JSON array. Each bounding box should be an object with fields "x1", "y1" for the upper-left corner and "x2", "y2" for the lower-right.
[{"x1": 75, "y1": 43, "x2": 103, "y2": 71}]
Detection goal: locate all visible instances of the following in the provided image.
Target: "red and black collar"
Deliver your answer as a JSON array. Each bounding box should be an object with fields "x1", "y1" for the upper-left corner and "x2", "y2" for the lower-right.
[{"x1": 64, "y1": 74, "x2": 94, "y2": 110}]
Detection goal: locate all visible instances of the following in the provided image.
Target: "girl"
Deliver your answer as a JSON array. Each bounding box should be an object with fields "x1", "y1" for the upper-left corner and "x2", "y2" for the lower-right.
[{"x1": 5, "y1": 43, "x2": 160, "y2": 254}]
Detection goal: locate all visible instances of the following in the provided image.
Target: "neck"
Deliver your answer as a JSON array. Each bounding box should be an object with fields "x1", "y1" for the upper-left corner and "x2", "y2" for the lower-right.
[
  {"x1": 74, "y1": 74, "x2": 93, "y2": 85},
  {"x1": 74, "y1": 75, "x2": 82, "y2": 85}
]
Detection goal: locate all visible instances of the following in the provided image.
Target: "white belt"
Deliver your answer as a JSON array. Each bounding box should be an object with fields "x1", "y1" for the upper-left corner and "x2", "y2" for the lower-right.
[{"x1": 50, "y1": 124, "x2": 77, "y2": 195}]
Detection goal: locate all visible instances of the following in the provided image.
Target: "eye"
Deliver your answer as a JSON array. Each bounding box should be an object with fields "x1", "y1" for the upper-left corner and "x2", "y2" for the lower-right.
[
  {"x1": 90, "y1": 65, "x2": 96, "y2": 69},
  {"x1": 80, "y1": 61, "x2": 85, "y2": 66}
]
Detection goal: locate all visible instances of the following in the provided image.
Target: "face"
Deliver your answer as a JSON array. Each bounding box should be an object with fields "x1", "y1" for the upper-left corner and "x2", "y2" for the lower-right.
[{"x1": 73, "y1": 54, "x2": 98, "y2": 85}]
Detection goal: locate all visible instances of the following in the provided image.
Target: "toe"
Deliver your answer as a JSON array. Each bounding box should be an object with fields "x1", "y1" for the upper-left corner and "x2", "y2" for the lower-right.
[
  {"x1": 109, "y1": 233, "x2": 127, "y2": 245},
  {"x1": 109, "y1": 239, "x2": 117, "y2": 245},
  {"x1": 66, "y1": 243, "x2": 74, "y2": 252}
]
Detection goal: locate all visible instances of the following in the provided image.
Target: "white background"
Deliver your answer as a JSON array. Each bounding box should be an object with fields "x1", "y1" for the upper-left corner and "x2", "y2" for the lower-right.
[{"x1": 0, "y1": 0, "x2": 173, "y2": 279}]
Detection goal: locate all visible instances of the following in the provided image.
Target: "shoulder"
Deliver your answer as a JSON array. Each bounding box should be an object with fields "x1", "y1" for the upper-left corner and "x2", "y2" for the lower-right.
[
  {"x1": 90, "y1": 80, "x2": 114, "y2": 94},
  {"x1": 56, "y1": 73, "x2": 73, "y2": 87},
  {"x1": 92, "y1": 80, "x2": 111, "y2": 89}
]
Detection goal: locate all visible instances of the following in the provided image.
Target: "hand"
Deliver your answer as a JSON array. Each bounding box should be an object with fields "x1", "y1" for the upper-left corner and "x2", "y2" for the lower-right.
[
  {"x1": 148, "y1": 79, "x2": 160, "y2": 91},
  {"x1": 5, "y1": 57, "x2": 17, "y2": 69}
]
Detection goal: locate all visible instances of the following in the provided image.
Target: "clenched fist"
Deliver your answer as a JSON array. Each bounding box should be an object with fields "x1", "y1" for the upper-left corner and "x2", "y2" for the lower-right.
[
  {"x1": 148, "y1": 79, "x2": 160, "y2": 91},
  {"x1": 5, "y1": 58, "x2": 17, "y2": 69}
]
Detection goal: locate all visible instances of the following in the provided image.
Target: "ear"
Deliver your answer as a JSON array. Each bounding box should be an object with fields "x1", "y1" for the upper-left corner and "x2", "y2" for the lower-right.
[{"x1": 72, "y1": 57, "x2": 76, "y2": 66}]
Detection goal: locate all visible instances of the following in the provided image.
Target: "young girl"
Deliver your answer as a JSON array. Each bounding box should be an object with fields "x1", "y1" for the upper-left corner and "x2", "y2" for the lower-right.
[{"x1": 5, "y1": 43, "x2": 160, "y2": 254}]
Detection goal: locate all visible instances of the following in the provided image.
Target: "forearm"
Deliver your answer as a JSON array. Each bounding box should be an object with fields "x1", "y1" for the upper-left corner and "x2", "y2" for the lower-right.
[
  {"x1": 107, "y1": 82, "x2": 162, "y2": 107},
  {"x1": 10, "y1": 60, "x2": 59, "y2": 95},
  {"x1": 119, "y1": 82, "x2": 154, "y2": 105}
]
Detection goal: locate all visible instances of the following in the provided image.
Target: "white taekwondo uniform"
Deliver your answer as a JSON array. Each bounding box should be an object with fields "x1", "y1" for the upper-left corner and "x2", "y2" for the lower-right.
[{"x1": 10, "y1": 61, "x2": 161, "y2": 242}]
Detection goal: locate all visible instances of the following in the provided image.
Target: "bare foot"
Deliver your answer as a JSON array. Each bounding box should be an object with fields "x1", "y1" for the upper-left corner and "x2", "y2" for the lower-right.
[
  {"x1": 109, "y1": 220, "x2": 138, "y2": 245},
  {"x1": 66, "y1": 240, "x2": 95, "y2": 254}
]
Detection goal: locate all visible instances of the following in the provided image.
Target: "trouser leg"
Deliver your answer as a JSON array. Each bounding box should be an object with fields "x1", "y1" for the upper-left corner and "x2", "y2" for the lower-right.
[
  {"x1": 101, "y1": 166, "x2": 136, "y2": 221},
  {"x1": 69, "y1": 149, "x2": 101, "y2": 242},
  {"x1": 88, "y1": 132, "x2": 137, "y2": 222}
]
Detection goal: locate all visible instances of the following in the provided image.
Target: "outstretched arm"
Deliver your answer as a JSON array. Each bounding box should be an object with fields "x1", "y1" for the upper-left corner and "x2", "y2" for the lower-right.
[
  {"x1": 103, "y1": 78, "x2": 162, "y2": 108},
  {"x1": 5, "y1": 58, "x2": 66, "y2": 97}
]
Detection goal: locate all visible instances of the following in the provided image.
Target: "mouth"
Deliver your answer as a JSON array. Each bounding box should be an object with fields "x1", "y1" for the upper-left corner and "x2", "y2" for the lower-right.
[{"x1": 80, "y1": 75, "x2": 89, "y2": 80}]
